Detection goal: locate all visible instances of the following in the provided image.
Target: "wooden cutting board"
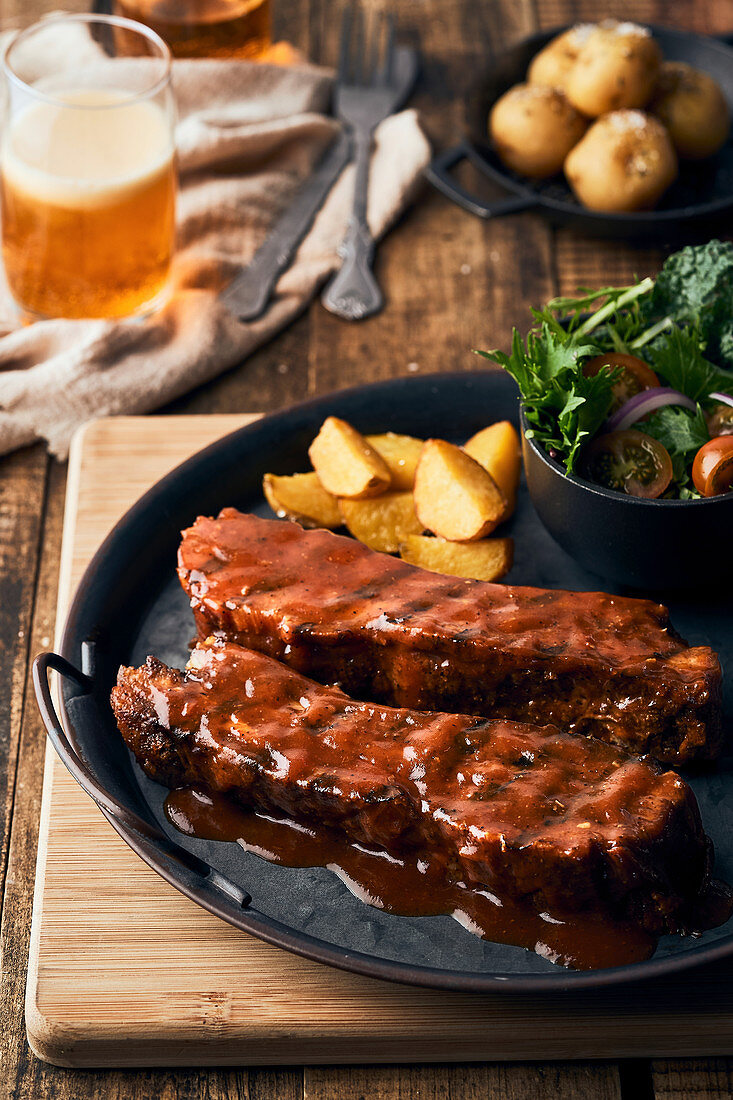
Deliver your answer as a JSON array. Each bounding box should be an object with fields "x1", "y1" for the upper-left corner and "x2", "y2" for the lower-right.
[{"x1": 25, "y1": 415, "x2": 733, "y2": 1068}]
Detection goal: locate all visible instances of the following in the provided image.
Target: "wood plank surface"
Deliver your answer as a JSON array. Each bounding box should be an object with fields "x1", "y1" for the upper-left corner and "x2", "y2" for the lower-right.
[
  {"x1": 1, "y1": 0, "x2": 731, "y2": 1095},
  {"x1": 304, "y1": 1064, "x2": 626, "y2": 1100}
]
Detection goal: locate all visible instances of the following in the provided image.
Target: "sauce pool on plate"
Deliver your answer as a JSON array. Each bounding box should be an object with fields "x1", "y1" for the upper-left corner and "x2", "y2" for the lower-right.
[{"x1": 164, "y1": 784, "x2": 656, "y2": 971}]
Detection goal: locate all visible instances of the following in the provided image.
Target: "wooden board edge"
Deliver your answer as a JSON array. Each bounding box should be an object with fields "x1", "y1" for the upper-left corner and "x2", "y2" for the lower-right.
[
  {"x1": 23, "y1": 421, "x2": 92, "y2": 1068},
  {"x1": 24, "y1": 737, "x2": 65, "y2": 1064},
  {"x1": 20, "y1": 1025, "x2": 733, "y2": 1069}
]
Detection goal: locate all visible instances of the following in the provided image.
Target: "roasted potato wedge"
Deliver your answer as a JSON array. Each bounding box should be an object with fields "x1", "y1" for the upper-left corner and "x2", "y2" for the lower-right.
[
  {"x1": 366, "y1": 432, "x2": 424, "y2": 491},
  {"x1": 414, "y1": 439, "x2": 507, "y2": 541},
  {"x1": 309, "y1": 416, "x2": 391, "y2": 499},
  {"x1": 399, "y1": 534, "x2": 513, "y2": 582},
  {"x1": 339, "y1": 491, "x2": 424, "y2": 553},
  {"x1": 464, "y1": 420, "x2": 522, "y2": 516},
  {"x1": 263, "y1": 471, "x2": 342, "y2": 529}
]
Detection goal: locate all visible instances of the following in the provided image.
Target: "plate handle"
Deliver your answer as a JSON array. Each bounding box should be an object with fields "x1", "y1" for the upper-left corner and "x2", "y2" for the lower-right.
[
  {"x1": 424, "y1": 140, "x2": 538, "y2": 220},
  {"x1": 32, "y1": 651, "x2": 251, "y2": 907}
]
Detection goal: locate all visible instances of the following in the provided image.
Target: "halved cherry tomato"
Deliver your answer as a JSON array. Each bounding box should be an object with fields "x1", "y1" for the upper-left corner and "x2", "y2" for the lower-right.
[
  {"x1": 692, "y1": 436, "x2": 733, "y2": 497},
  {"x1": 583, "y1": 353, "x2": 660, "y2": 413},
  {"x1": 706, "y1": 403, "x2": 733, "y2": 438},
  {"x1": 580, "y1": 430, "x2": 673, "y2": 499}
]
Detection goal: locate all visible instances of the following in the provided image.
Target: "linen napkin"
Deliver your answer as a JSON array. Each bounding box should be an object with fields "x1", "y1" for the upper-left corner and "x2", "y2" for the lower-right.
[{"x1": 0, "y1": 55, "x2": 430, "y2": 459}]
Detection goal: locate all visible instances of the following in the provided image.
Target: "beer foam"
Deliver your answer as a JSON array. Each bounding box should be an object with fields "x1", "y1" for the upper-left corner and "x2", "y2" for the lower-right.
[{"x1": 1, "y1": 90, "x2": 174, "y2": 210}]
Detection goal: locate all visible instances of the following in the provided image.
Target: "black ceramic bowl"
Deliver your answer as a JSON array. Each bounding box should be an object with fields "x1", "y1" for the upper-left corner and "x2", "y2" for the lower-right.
[{"x1": 521, "y1": 414, "x2": 733, "y2": 592}]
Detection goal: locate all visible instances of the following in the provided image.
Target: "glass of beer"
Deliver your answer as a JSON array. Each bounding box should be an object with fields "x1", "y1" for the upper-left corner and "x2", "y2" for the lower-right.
[
  {"x1": 113, "y1": 0, "x2": 271, "y2": 60},
  {"x1": 1, "y1": 14, "x2": 176, "y2": 321}
]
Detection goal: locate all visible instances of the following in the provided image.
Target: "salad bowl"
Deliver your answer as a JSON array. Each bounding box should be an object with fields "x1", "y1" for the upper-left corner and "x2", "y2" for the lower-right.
[
  {"x1": 482, "y1": 239, "x2": 733, "y2": 591},
  {"x1": 521, "y1": 415, "x2": 733, "y2": 591}
]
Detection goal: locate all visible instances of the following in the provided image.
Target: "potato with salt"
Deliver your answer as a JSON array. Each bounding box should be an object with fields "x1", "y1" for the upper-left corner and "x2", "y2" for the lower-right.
[
  {"x1": 309, "y1": 416, "x2": 391, "y2": 499},
  {"x1": 564, "y1": 110, "x2": 677, "y2": 213},
  {"x1": 399, "y1": 535, "x2": 514, "y2": 583},
  {"x1": 263, "y1": 471, "x2": 342, "y2": 529},
  {"x1": 565, "y1": 21, "x2": 662, "y2": 117},
  {"x1": 650, "y1": 61, "x2": 730, "y2": 160},
  {"x1": 414, "y1": 439, "x2": 507, "y2": 542},
  {"x1": 464, "y1": 420, "x2": 522, "y2": 517},
  {"x1": 489, "y1": 83, "x2": 588, "y2": 179},
  {"x1": 527, "y1": 24, "x2": 594, "y2": 93},
  {"x1": 366, "y1": 432, "x2": 424, "y2": 491},
  {"x1": 339, "y1": 492, "x2": 423, "y2": 554}
]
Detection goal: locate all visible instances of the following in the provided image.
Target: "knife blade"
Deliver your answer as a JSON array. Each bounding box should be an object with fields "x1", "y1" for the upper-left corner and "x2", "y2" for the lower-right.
[{"x1": 220, "y1": 129, "x2": 352, "y2": 322}]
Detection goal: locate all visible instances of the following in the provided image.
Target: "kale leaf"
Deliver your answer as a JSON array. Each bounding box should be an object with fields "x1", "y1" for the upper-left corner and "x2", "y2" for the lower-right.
[{"x1": 649, "y1": 240, "x2": 733, "y2": 371}]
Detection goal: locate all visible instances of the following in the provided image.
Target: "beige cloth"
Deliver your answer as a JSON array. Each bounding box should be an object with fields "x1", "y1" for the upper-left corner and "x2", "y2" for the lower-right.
[{"x1": 0, "y1": 58, "x2": 430, "y2": 459}]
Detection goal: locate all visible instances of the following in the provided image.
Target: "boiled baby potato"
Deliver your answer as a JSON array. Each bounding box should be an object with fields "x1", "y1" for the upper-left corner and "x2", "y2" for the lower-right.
[
  {"x1": 366, "y1": 432, "x2": 424, "y2": 491},
  {"x1": 464, "y1": 421, "x2": 521, "y2": 517},
  {"x1": 489, "y1": 83, "x2": 588, "y2": 179},
  {"x1": 565, "y1": 20, "x2": 662, "y2": 117},
  {"x1": 263, "y1": 471, "x2": 342, "y2": 529},
  {"x1": 399, "y1": 534, "x2": 514, "y2": 583},
  {"x1": 309, "y1": 416, "x2": 391, "y2": 499},
  {"x1": 564, "y1": 110, "x2": 677, "y2": 212},
  {"x1": 414, "y1": 439, "x2": 507, "y2": 542},
  {"x1": 339, "y1": 491, "x2": 424, "y2": 554},
  {"x1": 527, "y1": 24, "x2": 594, "y2": 93},
  {"x1": 650, "y1": 61, "x2": 730, "y2": 160}
]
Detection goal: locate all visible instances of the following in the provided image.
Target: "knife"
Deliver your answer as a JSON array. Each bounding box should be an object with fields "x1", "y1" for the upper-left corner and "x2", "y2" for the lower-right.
[{"x1": 220, "y1": 129, "x2": 352, "y2": 322}]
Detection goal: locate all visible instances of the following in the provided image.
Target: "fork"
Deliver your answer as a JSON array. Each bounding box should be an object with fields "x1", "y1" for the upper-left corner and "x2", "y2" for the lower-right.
[{"x1": 321, "y1": 6, "x2": 401, "y2": 321}]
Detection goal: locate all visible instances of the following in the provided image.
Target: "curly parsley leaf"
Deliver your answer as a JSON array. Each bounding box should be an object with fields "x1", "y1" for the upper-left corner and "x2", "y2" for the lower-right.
[{"x1": 476, "y1": 325, "x2": 612, "y2": 472}]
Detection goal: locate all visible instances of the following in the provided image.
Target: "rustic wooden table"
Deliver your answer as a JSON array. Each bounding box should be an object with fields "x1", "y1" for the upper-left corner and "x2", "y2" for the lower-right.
[{"x1": 2, "y1": 0, "x2": 733, "y2": 1096}]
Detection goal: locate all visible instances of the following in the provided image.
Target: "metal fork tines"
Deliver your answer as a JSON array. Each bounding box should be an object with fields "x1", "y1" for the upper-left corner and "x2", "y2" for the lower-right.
[{"x1": 322, "y1": 6, "x2": 411, "y2": 321}]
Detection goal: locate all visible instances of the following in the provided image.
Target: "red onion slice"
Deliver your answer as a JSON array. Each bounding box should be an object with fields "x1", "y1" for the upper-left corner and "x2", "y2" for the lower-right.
[
  {"x1": 709, "y1": 391, "x2": 733, "y2": 409},
  {"x1": 606, "y1": 387, "x2": 697, "y2": 432}
]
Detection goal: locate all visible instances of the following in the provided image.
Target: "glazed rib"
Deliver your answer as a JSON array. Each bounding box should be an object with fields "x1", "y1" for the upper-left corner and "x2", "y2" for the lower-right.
[
  {"x1": 177, "y1": 510, "x2": 723, "y2": 763},
  {"x1": 111, "y1": 636, "x2": 719, "y2": 938}
]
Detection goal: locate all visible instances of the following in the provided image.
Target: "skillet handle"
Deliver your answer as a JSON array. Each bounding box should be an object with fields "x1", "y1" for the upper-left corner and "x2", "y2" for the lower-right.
[
  {"x1": 33, "y1": 651, "x2": 251, "y2": 906},
  {"x1": 424, "y1": 140, "x2": 538, "y2": 220}
]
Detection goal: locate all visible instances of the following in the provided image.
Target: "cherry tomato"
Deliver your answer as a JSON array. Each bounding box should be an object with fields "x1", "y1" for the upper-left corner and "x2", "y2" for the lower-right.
[
  {"x1": 580, "y1": 430, "x2": 673, "y2": 499},
  {"x1": 583, "y1": 353, "x2": 660, "y2": 412},
  {"x1": 692, "y1": 436, "x2": 733, "y2": 497},
  {"x1": 706, "y1": 403, "x2": 733, "y2": 438}
]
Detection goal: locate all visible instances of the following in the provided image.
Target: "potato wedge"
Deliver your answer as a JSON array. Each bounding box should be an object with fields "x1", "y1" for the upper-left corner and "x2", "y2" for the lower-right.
[
  {"x1": 263, "y1": 471, "x2": 342, "y2": 529},
  {"x1": 464, "y1": 420, "x2": 522, "y2": 516},
  {"x1": 365, "y1": 432, "x2": 424, "y2": 491},
  {"x1": 414, "y1": 439, "x2": 507, "y2": 541},
  {"x1": 309, "y1": 416, "x2": 391, "y2": 499},
  {"x1": 399, "y1": 534, "x2": 513, "y2": 582},
  {"x1": 339, "y1": 491, "x2": 424, "y2": 553}
]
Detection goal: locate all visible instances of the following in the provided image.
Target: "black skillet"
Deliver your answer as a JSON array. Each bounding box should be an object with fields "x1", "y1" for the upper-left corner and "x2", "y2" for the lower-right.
[
  {"x1": 425, "y1": 25, "x2": 733, "y2": 240},
  {"x1": 32, "y1": 372, "x2": 733, "y2": 995}
]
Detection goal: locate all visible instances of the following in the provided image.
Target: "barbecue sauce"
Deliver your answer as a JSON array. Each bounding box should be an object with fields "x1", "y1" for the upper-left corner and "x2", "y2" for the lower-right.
[{"x1": 164, "y1": 784, "x2": 657, "y2": 971}]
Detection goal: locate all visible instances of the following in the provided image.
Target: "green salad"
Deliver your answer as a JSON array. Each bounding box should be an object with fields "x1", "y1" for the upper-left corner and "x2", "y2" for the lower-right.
[{"x1": 477, "y1": 239, "x2": 733, "y2": 500}]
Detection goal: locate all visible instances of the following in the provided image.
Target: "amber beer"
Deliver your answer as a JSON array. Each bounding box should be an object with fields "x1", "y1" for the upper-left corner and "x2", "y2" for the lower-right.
[
  {"x1": 1, "y1": 91, "x2": 176, "y2": 320},
  {"x1": 114, "y1": 0, "x2": 271, "y2": 59}
]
